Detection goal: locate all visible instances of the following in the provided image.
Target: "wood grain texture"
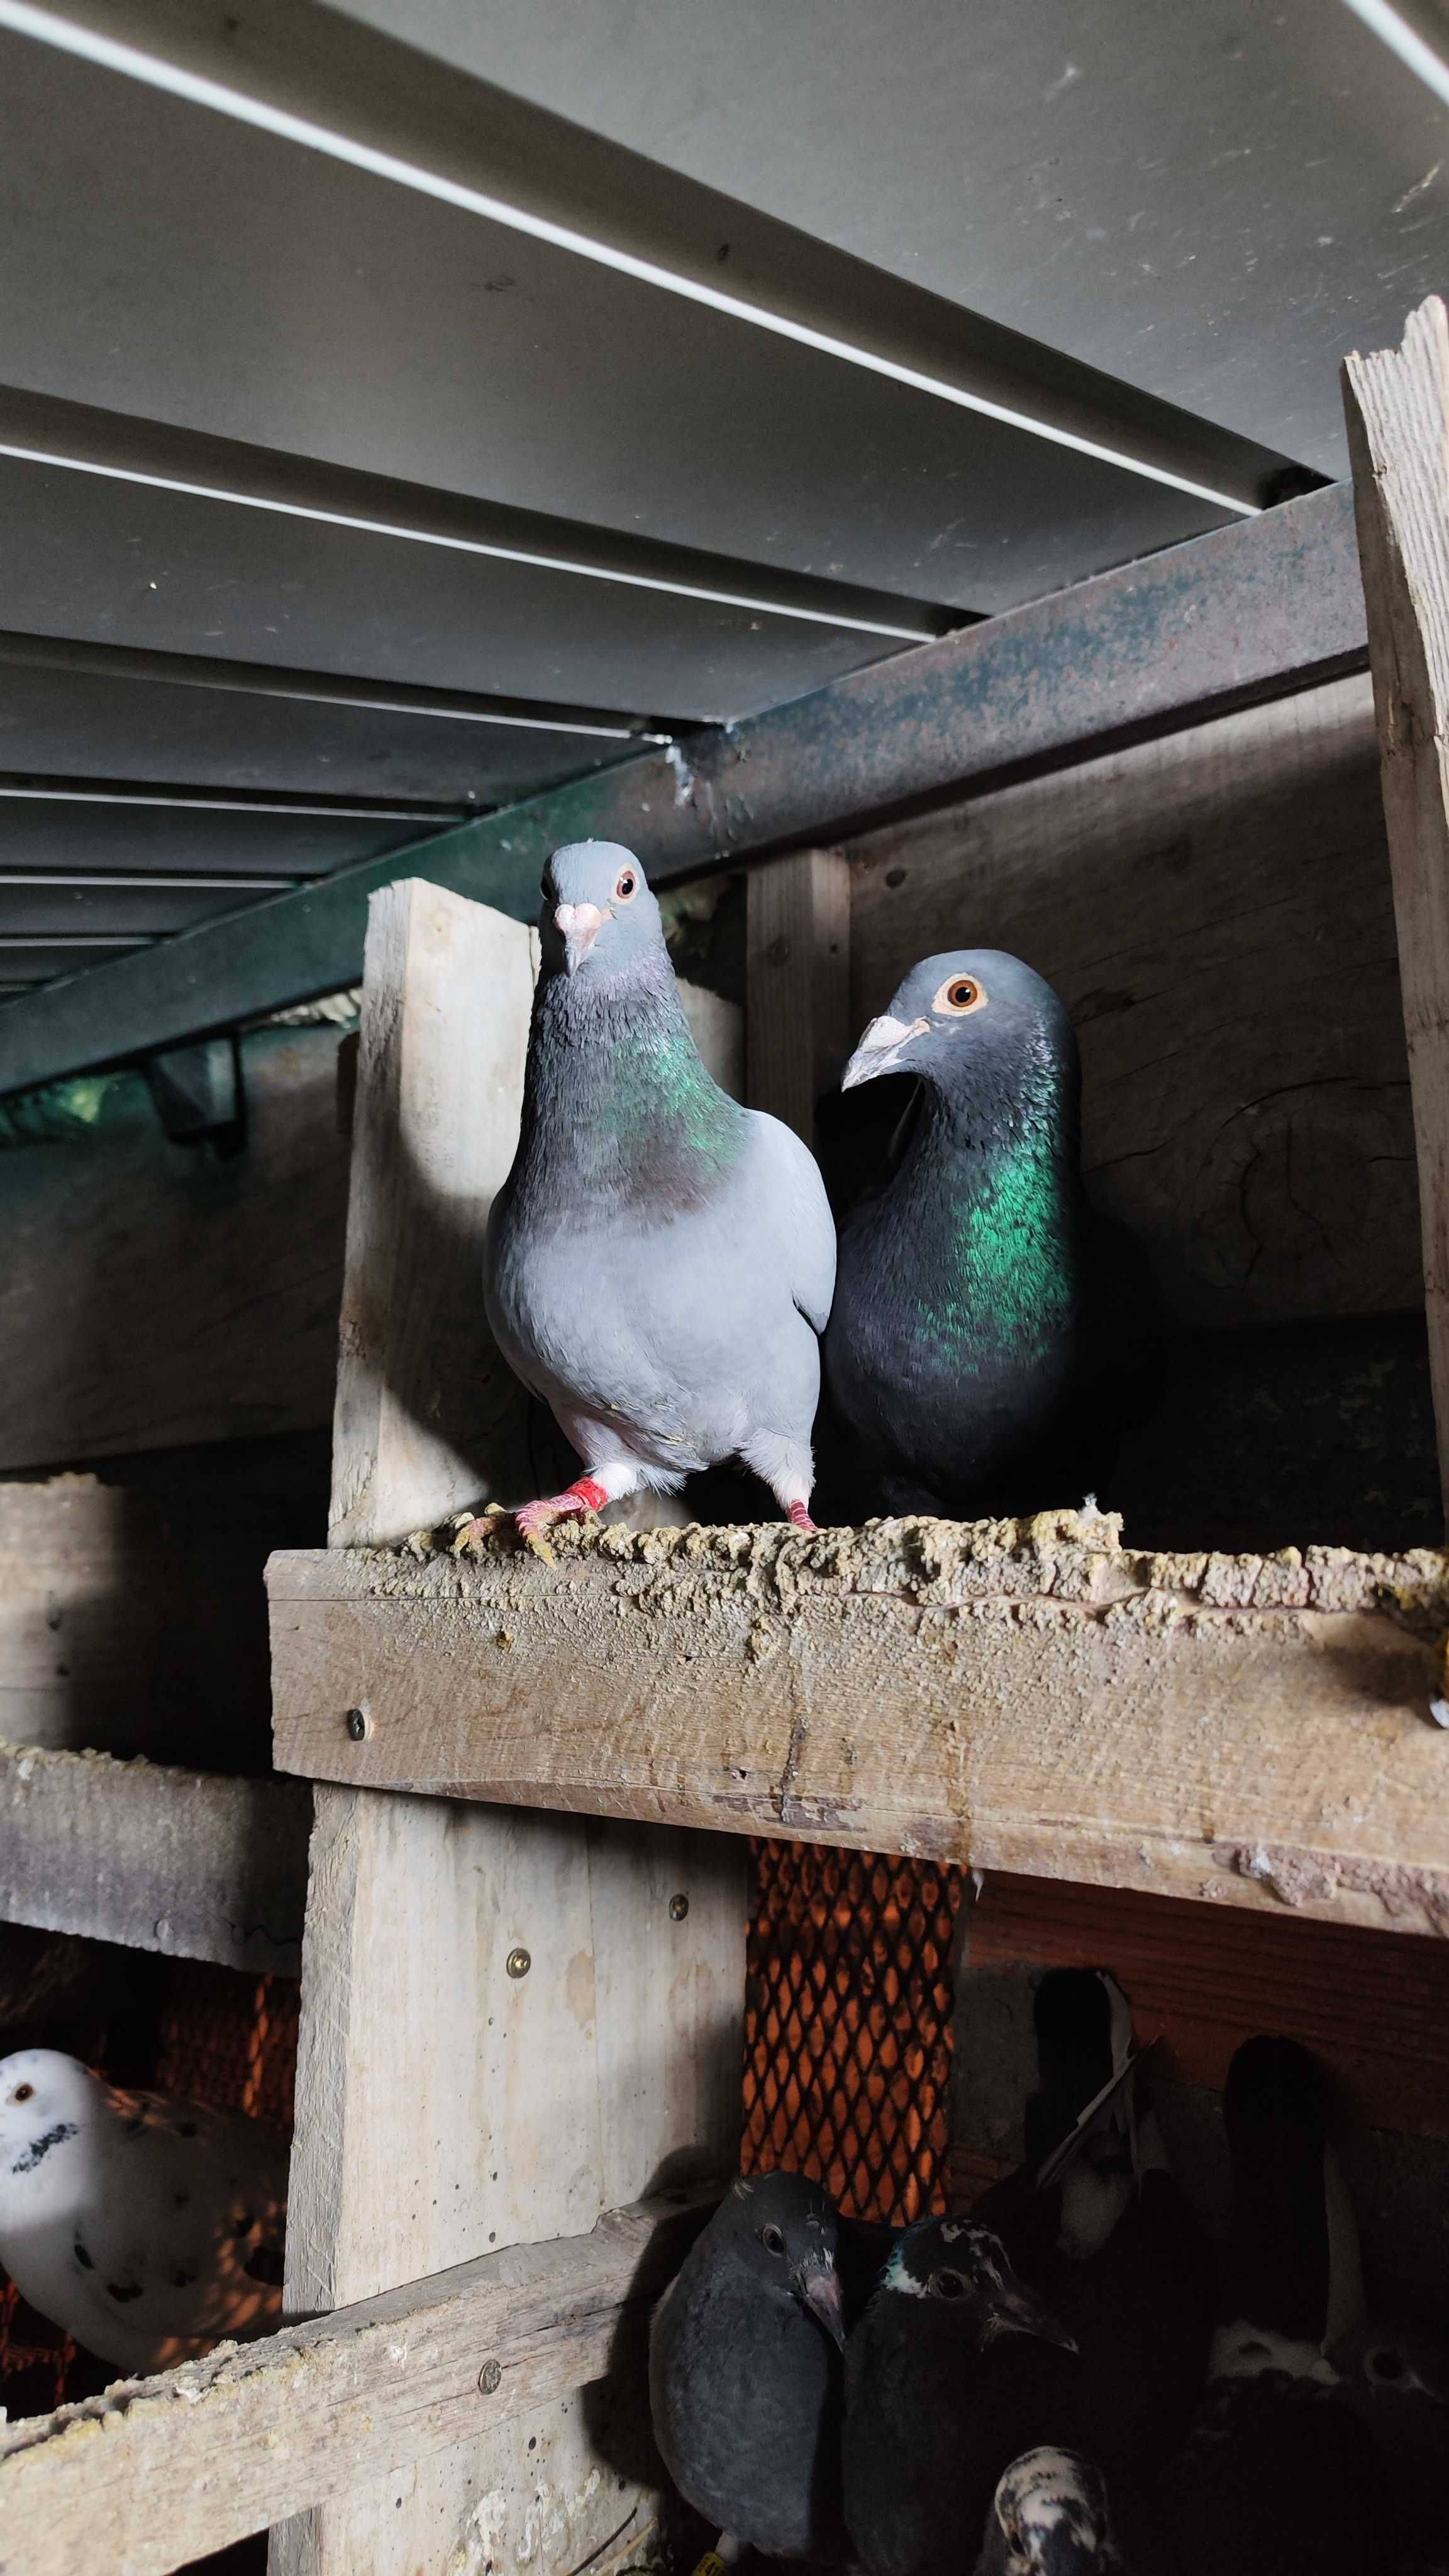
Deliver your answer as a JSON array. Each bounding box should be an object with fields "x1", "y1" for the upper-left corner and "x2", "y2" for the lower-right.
[
  {"x1": 329, "y1": 879, "x2": 538, "y2": 1548},
  {"x1": 0, "y1": 2192, "x2": 705, "y2": 2576},
  {"x1": 1345, "y1": 297, "x2": 1449, "y2": 1519},
  {"x1": 0, "y1": 1737, "x2": 307, "y2": 1974},
  {"x1": 845, "y1": 675, "x2": 1416, "y2": 1328},
  {"x1": 746, "y1": 849, "x2": 852, "y2": 1144},
  {"x1": 268, "y1": 1511, "x2": 1449, "y2": 1938},
  {"x1": 0, "y1": 1024, "x2": 348, "y2": 1472}
]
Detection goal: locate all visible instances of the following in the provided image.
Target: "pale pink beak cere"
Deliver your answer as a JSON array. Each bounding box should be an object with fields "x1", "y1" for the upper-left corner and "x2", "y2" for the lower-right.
[{"x1": 554, "y1": 901, "x2": 609, "y2": 971}]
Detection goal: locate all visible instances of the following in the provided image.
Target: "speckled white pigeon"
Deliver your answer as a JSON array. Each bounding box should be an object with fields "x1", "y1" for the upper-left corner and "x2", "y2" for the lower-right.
[{"x1": 0, "y1": 2048, "x2": 288, "y2": 2373}]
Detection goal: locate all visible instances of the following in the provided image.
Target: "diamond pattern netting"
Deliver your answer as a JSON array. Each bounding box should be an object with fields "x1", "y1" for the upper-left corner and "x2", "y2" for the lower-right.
[
  {"x1": 742, "y1": 1840, "x2": 963, "y2": 2223},
  {"x1": 0, "y1": 1958, "x2": 297, "y2": 2417}
]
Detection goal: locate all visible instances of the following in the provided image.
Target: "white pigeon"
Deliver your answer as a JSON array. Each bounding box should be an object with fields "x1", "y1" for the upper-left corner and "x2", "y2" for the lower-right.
[{"x1": 0, "y1": 2048, "x2": 288, "y2": 2374}]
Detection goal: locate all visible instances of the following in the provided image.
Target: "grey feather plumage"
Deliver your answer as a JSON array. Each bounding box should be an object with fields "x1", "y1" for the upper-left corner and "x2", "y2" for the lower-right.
[{"x1": 485, "y1": 843, "x2": 835, "y2": 1524}]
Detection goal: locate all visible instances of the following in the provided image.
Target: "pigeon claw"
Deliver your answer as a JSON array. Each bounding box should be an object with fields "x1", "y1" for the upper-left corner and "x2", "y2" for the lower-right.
[
  {"x1": 786, "y1": 1501, "x2": 817, "y2": 1532},
  {"x1": 449, "y1": 1505, "x2": 508, "y2": 1557},
  {"x1": 515, "y1": 1479, "x2": 610, "y2": 1558}
]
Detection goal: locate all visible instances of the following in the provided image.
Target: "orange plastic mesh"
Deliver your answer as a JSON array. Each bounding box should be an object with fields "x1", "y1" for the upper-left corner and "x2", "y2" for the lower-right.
[
  {"x1": 0, "y1": 1961, "x2": 298, "y2": 2415},
  {"x1": 742, "y1": 1840, "x2": 963, "y2": 2222}
]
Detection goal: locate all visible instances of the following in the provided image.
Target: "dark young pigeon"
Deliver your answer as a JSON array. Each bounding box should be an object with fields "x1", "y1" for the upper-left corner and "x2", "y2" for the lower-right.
[
  {"x1": 480, "y1": 842, "x2": 836, "y2": 1545},
  {"x1": 650, "y1": 2171, "x2": 848, "y2": 2562},
  {"x1": 821, "y1": 951, "x2": 1147, "y2": 1518},
  {"x1": 843, "y1": 2216, "x2": 1083, "y2": 2576},
  {"x1": 1163, "y1": 2037, "x2": 1392, "y2": 2576},
  {"x1": 975, "y1": 2448, "x2": 1132, "y2": 2575}
]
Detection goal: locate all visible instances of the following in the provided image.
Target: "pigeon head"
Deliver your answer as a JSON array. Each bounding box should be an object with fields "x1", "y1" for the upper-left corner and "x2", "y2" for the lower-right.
[
  {"x1": 841, "y1": 951, "x2": 1074, "y2": 1104},
  {"x1": 879, "y1": 2217, "x2": 1076, "y2": 2357},
  {"x1": 708, "y1": 2171, "x2": 845, "y2": 2348},
  {"x1": 540, "y1": 841, "x2": 666, "y2": 985},
  {"x1": 982, "y1": 2448, "x2": 1119, "y2": 2573},
  {"x1": 0, "y1": 2050, "x2": 94, "y2": 2192}
]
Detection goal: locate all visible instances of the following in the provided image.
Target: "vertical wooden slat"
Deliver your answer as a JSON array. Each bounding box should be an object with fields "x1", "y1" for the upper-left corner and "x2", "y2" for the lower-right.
[
  {"x1": 746, "y1": 848, "x2": 852, "y2": 1144},
  {"x1": 272, "y1": 878, "x2": 744, "y2": 2576},
  {"x1": 1344, "y1": 296, "x2": 1449, "y2": 1523}
]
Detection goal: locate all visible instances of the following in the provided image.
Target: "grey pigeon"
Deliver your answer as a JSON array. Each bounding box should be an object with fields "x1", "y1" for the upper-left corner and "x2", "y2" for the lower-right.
[
  {"x1": 821, "y1": 951, "x2": 1148, "y2": 1518},
  {"x1": 975, "y1": 2448, "x2": 1131, "y2": 2574},
  {"x1": 843, "y1": 2216, "x2": 1083, "y2": 2576},
  {"x1": 480, "y1": 843, "x2": 835, "y2": 1544},
  {"x1": 650, "y1": 2171, "x2": 848, "y2": 2560},
  {"x1": 0, "y1": 2048, "x2": 287, "y2": 2373}
]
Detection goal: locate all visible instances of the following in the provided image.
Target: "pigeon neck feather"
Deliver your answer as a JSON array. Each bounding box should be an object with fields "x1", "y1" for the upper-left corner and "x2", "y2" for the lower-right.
[
  {"x1": 890, "y1": 1049, "x2": 1079, "y2": 1363},
  {"x1": 519, "y1": 952, "x2": 745, "y2": 1216}
]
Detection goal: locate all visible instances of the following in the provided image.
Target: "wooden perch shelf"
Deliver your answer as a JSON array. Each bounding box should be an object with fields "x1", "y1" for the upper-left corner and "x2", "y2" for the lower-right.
[
  {"x1": 0, "y1": 2190, "x2": 702, "y2": 2576},
  {"x1": 269, "y1": 1509, "x2": 1449, "y2": 1940}
]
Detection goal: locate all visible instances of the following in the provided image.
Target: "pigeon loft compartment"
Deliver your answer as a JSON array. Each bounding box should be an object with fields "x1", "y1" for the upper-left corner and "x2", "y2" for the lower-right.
[{"x1": 6, "y1": 312, "x2": 1449, "y2": 2573}]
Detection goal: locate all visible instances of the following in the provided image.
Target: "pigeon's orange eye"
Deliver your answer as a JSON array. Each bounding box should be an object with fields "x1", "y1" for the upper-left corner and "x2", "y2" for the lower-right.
[
  {"x1": 928, "y1": 2267, "x2": 967, "y2": 2299},
  {"x1": 760, "y1": 2224, "x2": 786, "y2": 2257},
  {"x1": 614, "y1": 869, "x2": 638, "y2": 904},
  {"x1": 934, "y1": 974, "x2": 984, "y2": 1017},
  {"x1": 12, "y1": 2083, "x2": 33, "y2": 2104}
]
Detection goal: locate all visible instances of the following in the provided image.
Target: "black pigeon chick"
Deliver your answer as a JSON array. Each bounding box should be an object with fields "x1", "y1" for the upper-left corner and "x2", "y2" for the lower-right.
[
  {"x1": 975, "y1": 2447, "x2": 1133, "y2": 2575},
  {"x1": 974, "y1": 1970, "x2": 1213, "y2": 2484},
  {"x1": 843, "y1": 2216, "x2": 1082, "y2": 2576},
  {"x1": 1164, "y1": 2036, "x2": 1391, "y2": 2576},
  {"x1": 650, "y1": 2171, "x2": 848, "y2": 2561},
  {"x1": 821, "y1": 951, "x2": 1149, "y2": 1518}
]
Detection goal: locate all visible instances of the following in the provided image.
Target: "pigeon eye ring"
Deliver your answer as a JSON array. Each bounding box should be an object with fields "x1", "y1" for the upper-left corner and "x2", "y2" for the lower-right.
[
  {"x1": 11, "y1": 2082, "x2": 33, "y2": 2104},
  {"x1": 613, "y1": 868, "x2": 638, "y2": 902},
  {"x1": 933, "y1": 974, "x2": 987, "y2": 1016},
  {"x1": 927, "y1": 2267, "x2": 968, "y2": 2299},
  {"x1": 759, "y1": 2223, "x2": 786, "y2": 2257}
]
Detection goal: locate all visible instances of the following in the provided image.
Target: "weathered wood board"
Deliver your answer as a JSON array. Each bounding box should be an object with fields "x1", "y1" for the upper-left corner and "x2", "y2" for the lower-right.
[
  {"x1": 0, "y1": 1023, "x2": 350, "y2": 1472},
  {"x1": 269, "y1": 1511, "x2": 1449, "y2": 1938},
  {"x1": 846, "y1": 674, "x2": 1418, "y2": 1328},
  {"x1": 0, "y1": 2192, "x2": 704, "y2": 2576},
  {"x1": 745, "y1": 848, "x2": 852, "y2": 1145},
  {"x1": 0, "y1": 1737, "x2": 308, "y2": 1974}
]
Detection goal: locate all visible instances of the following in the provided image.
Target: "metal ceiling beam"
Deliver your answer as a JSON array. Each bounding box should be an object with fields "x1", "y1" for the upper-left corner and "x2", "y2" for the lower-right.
[
  {"x1": 0, "y1": 0, "x2": 1294, "y2": 516},
  {"x1": 0, "y1": 483, "x2": 1367, "y2": 1099}
]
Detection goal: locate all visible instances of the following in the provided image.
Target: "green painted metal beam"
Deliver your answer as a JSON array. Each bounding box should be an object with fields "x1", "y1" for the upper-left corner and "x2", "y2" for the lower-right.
[{"x1": 0, "y1": 484, "x2": 1366, "y2": 1099}]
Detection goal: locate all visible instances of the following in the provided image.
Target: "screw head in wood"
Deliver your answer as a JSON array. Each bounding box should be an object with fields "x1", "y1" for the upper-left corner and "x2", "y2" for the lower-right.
[
  {"x1": 345, "y1": 1707, "x2": 369, "y2": 1741},
  {"x1": 506, "y1": 1946, "x2": 531, "y2": 1979},
  {"x1": 669, "y1": 1892, "x2": 689, "y2": 1921},
  {"x1": 477, "y1": 2358, "x2": 502, "y2": 2394}
]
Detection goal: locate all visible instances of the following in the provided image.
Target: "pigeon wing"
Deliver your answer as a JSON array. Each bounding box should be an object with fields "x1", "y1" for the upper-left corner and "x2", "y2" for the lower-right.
[
  {"x1": 743, "y1": 1108, "x2": 836, "y2": 1334},
  {"x1": 83, "y1": 2087, "x2": 287, "y2": 2363}
]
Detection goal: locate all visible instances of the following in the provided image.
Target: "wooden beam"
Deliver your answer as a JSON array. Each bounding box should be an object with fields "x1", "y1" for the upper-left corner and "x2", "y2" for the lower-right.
[
  {"x1": 268, "y1": 1511, "x2": 1449, "y2": 1939},
  {"x1": 746, "y1": 849, "x2": 851, "y2": 1145},
  {"x1": 0, "y1": 1738, "x2": 308, "y2": 1974},
  {"x1": 0, "y1": 2192, "x2": 704, "y2": 2576},
  {"x1": 1344, "y1": 297, "x2": 1449, "y2": 1522},
  {"x1": 0, "y1": 486, "x2": 1365, "y2": 1099}
]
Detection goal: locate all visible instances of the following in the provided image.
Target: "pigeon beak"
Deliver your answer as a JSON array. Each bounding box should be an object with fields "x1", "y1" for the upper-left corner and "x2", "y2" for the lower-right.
[
  {"x1": 795, "y1": 2258, "x2": 846, "y2": 2350},
  {"x1": 840, "y1": 1014, "x2": 929, "y2": 1089},
  {"x1": 554, "y1": 901, "x2": 609, "y2": 972},
  {"x1": 977, "y1": 2270, "x2": 1077, "y2": 2355}
]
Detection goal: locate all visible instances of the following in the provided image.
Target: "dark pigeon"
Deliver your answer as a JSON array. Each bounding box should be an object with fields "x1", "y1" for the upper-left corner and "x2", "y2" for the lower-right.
[
  {"x1": 1163, "y1": 2036, "x2": 1393, "y2": 2576},
  {"x1": 843, "y1": 2216, "x2": 1083, "y2": 2576},
  {"x1": 973, "y1": 1970, "x2": 1213, "y2": 2485},
  {"x1": 820, "y1": 950, "x2": 1152, "y2": 1519},
  {"x1": 975, "y1": 2447, "x2": 1133, "y2": 2574},
  {"x1": 479, "y1": 842, "x2": 836, "y2": 1546},
  {"x1": 650, "y1": 2171, "x2": 848, "y2": 2562}
]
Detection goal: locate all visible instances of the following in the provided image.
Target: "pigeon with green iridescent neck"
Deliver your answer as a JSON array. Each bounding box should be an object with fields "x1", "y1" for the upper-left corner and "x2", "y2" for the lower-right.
[
  {"x1": 823, "y1": 950, "x2": 1131, "y2": 1519},
  {"x1": 480, "y1": 842, "x2": 835, "y2": 1544}
]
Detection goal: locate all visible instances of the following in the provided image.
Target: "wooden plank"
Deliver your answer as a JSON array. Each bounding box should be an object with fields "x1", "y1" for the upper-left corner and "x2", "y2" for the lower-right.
[
  {"x1": 0, "y1": 1021, "x2": 348, "y2": 1470},
  {"x1": 275, "y1": 879, "x2": 745, "y2": 2575},
  {"x1": 0, "y1": 1738, "x2": 307, "y2": 1974},
  {"x1": 746, "y1": 849, "x2": 852, "y2": 1145},
  {"x1": 268, "y1": 1512, "x2": 1449, "y2": 1939},
  {"x1": 0, "y1": 487, "x2": 1365, "y2": 1097},
  {"x1": 1344, "y1": 296, "x2": 1449, "y2": 1519},
  {"x1": 329, "y1": 880, "x2": 538, "y2": 1546},
  {"x1": 0, "y1": 2192, "x2": 704, "y2": 2576},
  {"x1": 846, "y1": 674, "x2": 1417, "y2": 1328}
]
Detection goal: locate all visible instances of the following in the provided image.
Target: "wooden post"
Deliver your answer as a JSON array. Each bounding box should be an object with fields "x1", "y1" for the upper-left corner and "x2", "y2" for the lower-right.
[
  {"x1": 1344, "y1": 297, "x2": 1449, "y2": 1524},
  {"x1": 746, "y1": 848, "x2": 852, "y2": 1143},
  {"x1": 272, "y1": 880, "x2": 745, "y2": 2576}
]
